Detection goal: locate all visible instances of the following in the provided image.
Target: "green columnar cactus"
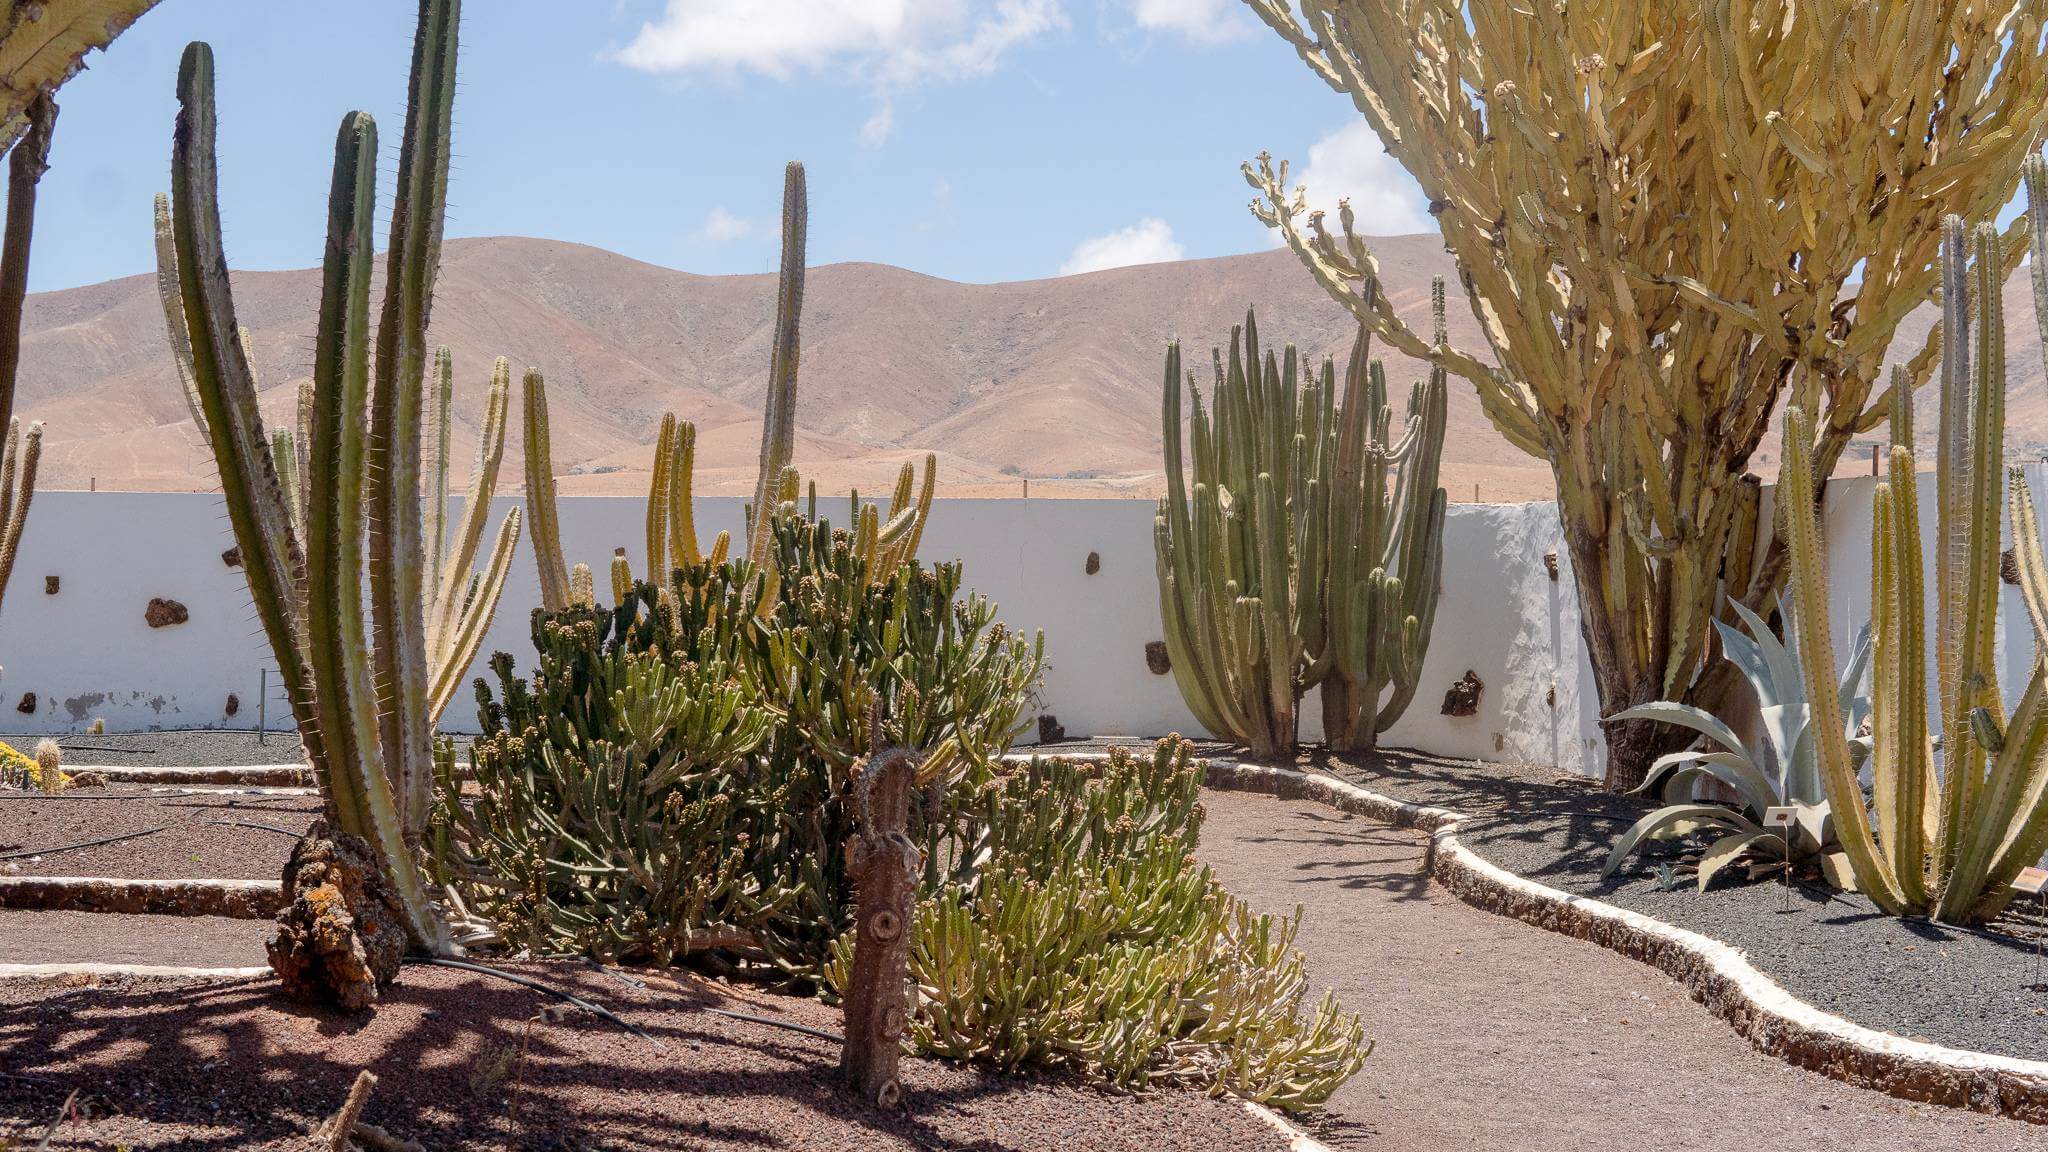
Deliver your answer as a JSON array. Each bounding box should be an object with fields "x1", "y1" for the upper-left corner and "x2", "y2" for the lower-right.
[
  {"x1": 1318, "y1": 289, "x2": 1448, "y2": 755},
  {"x1": 424, "y1": 346, "x2": 454, "y2": 593},
  {"x1": 745, "y1": 161, "x2": 807, "y2": 572},
  {"x1": 0, "y1": 418, "x2": 40, "y2": 620},
  {"x1": 522, "y1": 366, "x2": 572, "y2": 611},
  {"x1": 1154, "y1": 300, "x2": 1446, "y2": 759},
  {"x1": 1785, "y1": 180, "x2": 2048, "y2": 926},
  {"x1": 167, "y1": 0, "x2": 464, "y2": 999},
  {"x1": 645, "y1": 412, "x2": 730, "y2": 584}
]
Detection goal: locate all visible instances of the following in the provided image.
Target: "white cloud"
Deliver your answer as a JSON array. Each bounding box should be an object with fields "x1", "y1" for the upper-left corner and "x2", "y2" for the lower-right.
[
  {"x1": 1282, "y1": 121, "x2": 1432, "y2": 241},
  {"x1": 693, "y1": 207, "x2": 754, "y2": 243},
  {"x1": 1130, "y1": 0, "x2": 1245, "y2": 41},
  {"x1": 613, "y1": 1, "x2": 1067, "y2": 143},
  {"x1": 1060, "y1": 217, "x2": 1184, "y2": 276}
]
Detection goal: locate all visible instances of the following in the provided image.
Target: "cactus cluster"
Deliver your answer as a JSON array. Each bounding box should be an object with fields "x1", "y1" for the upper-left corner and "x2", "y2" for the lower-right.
[
  {"x1": 523, "y1": 160, "x2": 937, "y2": 609},
  {"x1": 1155, "y1": 299, "x2": 1446, "y2": 759},
  {"x1": 441, "y1": 513, "x2": 1043, "y2": 975},
  {"x1": 165, "y1": 0, "x2": 472, "y2": 1001},
  {"x1": 829, "y1": 738, "x2": 1370, "y2": 1111},
  {"x1": 1783, "y1": 166, "x2": 2048, "y2": 926}
]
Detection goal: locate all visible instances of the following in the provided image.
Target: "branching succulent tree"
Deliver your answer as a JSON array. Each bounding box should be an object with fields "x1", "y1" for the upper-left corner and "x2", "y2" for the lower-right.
[
  {"x1": 167, "y1": 0, "x2": 467, "y2": 1009},
  {"x1": 1155, "y1": 298, "x2": 1445, "y2": 759},
  {"x1": 1242, "y1": 0, "x2": 2048, "y2": 789},
  {"x1": 1784, "y1": 191, "x2": 2048, "y2": 927}
]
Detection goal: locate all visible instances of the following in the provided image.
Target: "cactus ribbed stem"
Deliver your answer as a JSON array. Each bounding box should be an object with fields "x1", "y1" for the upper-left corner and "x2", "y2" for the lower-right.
[
  {"x1": 746, "y1": 161, "x2": 807, "y2": 571},
  {"x1": 523, "y1": 366, "x2": 571, "y2": 611}
]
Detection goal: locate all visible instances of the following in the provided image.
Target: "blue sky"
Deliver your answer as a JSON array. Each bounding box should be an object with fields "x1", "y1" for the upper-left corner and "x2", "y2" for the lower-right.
[{"x1": 26, "y1": 0, "x2": 1434, "y2": 293}]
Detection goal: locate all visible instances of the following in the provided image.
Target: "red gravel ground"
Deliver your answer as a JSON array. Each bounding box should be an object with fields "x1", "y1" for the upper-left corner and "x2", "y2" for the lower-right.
[
  {"x1": 0, "y1": 787, "x2": 316, "y2": 879},
  {"x1": 1195, "y1": 787, "x2": 2048, "y2": 1151},
  {"x1": 0, "y1": 963, "x2": 1287, "y2": 1150}
]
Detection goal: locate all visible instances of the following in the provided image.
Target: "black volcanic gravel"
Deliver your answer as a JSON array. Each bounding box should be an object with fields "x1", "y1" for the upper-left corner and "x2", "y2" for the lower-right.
[{"x1": 1296, "y1": 747, "x2": 2048, "y2": 1064}]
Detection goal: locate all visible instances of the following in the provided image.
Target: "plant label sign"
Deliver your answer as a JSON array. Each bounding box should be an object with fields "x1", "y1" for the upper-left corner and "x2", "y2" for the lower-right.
[
  {"x1": 2015, "y1": 867, "x2": 2048, "y2": 896},
  {"x1": 1762, "y1": 806, "x2": 1798, "y2": 830}
]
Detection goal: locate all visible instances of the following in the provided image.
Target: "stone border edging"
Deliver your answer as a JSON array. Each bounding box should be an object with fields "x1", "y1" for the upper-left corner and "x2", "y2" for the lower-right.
[
  {"x1": 0, "y1": 875, "x2": 282, "y2": 918},
  {"x1": 0, "y1": 962, "x2": 269, "y2": 982},
  {"x1": 1199, "y1": 759, "x2": 2048, "y2": 1124},
  {"x1": 70, "y1": 764, "x2": 312, "y2": 786},
  {"x1": 1240, "y1": 1100, "x2": 1334, "y2": 1152}
]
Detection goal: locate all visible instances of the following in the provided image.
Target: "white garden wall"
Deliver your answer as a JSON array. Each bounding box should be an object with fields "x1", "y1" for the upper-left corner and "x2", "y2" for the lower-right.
[{"x1": 2, "y1": 472, "x2": 2039, "y2": 780}]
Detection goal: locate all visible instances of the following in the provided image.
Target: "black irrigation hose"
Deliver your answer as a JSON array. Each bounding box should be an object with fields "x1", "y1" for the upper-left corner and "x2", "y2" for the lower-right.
[
  {"x1": 581, "y1": 957, "x2": 845, "y2": 1043},
  {"x1": 412, "y1": 957, "x2": 666, "y2": 1048},
  {"x1": 0, "y1": 826, "x2": 167, "y2": 861},
  {"x1": 51, "y1": 743, "x2": 155, "y2": 754},
  {"x1": 204, "y1": 818, "x2": 304, "y2": 839}
]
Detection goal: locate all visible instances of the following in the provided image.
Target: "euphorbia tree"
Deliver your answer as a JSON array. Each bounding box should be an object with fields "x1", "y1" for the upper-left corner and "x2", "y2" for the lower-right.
[{"x1": 1241, "y1": 0, "x2": 2048, "y2": 788}]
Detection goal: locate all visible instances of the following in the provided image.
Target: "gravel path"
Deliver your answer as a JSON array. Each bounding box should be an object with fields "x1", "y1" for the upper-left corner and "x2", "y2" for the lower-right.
[
  {"x1": 0, "y1": 909, "x2": 270, "y2": 967},
  {"x1": 1195, "y1": 786, "x2": 2048, "y2": 1151},
  {"x1": 0, "y1": 787, "x2": 317, "y2": 879},
  {"x1": 0, "y1": 730, "x2": 477, "y2": 768}
]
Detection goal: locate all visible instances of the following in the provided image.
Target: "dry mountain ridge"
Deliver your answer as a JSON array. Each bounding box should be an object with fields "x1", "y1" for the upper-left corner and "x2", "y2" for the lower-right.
[{"x1": 17, "y1": 235, "x2": 2043, "y2": 500}]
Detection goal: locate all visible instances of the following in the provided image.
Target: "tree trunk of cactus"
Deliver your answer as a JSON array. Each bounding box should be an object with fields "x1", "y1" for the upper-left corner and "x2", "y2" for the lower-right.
[
  {"x1": 1244, "y1": 0, "x2": 2048, "y2": 792},
  {"x1": 840, "y1": 748, "x2": 920, "y2": 1110}
]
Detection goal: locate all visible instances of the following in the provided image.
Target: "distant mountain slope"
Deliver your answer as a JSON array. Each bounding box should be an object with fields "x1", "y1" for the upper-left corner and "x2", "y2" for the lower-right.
[{"x1": 19, "y1": 235, "x2": 2032, "y2": 501}]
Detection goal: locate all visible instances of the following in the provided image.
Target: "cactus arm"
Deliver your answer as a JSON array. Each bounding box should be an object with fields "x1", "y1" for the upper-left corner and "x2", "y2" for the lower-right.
[
  {"x1": 522, "y1": 366, "x2": 571, "y2": 610},
  {"x1": 424, "y1": 346, "x2": 453, "y2": 598},
  {"x1": 1782, "y1": 406, "x2": 1908, "y2": 914},
  {"x1": 0, "y1": 420, "x2": 38, "y2": 619},
  {"x1": 647, "y1": 413, "x2": 674, "y2": 581},
  {"x1": 152, "y1": 192, "x2": 209, "y2": 435},
  {"x1": 269, "y1": 427, "x2": 302, "y2": 546},
  {"x1": 169, "y1": 42, "x2": 327, "y2": 787},
  {"x1": 1952, "y1": 659, "x2": 2048, "y2": 919},
  {"x1": 426, "y1": 507, "x2": 520, "y2": 722},
  {"x1": 2010, "y1": 469, "x2": 2048, "y2": 652},
  {"x1": 898, "y1": 453, "x2": 936, "y2": 566},
  {"x1": 1878, "y1": 446, "x2": 1933, "y2": 908},
  {"x1": 426, "y1": 356, "x2": 508, "y2": 667},
  {"x1": 746, "y1": 161, "x2": 806, "y2": 572},
  {"x1": 366, "y1": 0, "x2": 458, "y2": 836},
  {"x1": 671, "y1": 420, "x2": 702, "y2": 569}
]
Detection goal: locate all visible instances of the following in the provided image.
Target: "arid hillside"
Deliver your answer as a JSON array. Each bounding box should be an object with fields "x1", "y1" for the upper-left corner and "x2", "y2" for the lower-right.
[{"x1": 18, "y1": 235, "x2": 2036, "y2": 500}]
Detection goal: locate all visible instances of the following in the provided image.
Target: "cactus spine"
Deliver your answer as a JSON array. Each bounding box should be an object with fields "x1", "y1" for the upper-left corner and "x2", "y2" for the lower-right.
[
  {"x1": 1155, "y1": 297, "x2": 1446, "y2": 759},
  {"x1": 166, "y1": 1, "x2": 464, "y2": 969},
  {"x1": 1784, "y1": 176, "x2": 2048, "y2": 926}
]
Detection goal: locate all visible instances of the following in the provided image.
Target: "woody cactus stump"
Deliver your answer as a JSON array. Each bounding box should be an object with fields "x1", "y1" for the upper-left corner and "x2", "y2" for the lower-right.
[{"x1": 840, "y1": 747, "x2": 921, "y2": 1109}]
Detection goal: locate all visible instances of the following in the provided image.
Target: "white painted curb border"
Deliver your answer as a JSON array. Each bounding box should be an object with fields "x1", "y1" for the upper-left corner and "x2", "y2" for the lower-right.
[
  {"x1": 1196, "y1": 758, "x2": 2048, "y2": 1125},
  {"x1": 0, "y1": 962, "x2": 269, "y2": 982}
]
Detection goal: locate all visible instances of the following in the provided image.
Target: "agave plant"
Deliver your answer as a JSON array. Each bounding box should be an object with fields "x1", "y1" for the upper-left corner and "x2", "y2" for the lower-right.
[{"x1": 1602, "y1": 598, "x2": 1871, "y2": 890}]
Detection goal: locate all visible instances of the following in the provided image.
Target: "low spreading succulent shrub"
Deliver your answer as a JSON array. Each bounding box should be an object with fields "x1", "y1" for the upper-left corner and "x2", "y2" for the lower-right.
[{"x1": 830, "y1": 738, "x2": 1371, "y2": 1111}]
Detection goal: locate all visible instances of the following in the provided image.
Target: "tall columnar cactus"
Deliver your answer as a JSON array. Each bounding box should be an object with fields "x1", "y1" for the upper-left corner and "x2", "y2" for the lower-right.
[
  {"x1": 1319, "y1": 290, "x2": 1447, "y2": 755},
  {"x1": 167, "y1": 0, "x2": 464, "y2": 1005},
  {"x1": 0, "y1": 417, "x2": 41, "y2": 621},
  {"x1": 746, "y1": 161, "x2": 807, "y2": 571},
  {"x1": 522, "y1": 366, "x2": 572, "y2": 611},
  {"x1": 1155, "y1": 299, "x2": 1446, "y2": 760},
  {"x1": 0, "y1": 89, "x2": 55, "y2": 627},
  {"x1": 1784, "y1": 184, "x2": 2048, "y2": 927}
]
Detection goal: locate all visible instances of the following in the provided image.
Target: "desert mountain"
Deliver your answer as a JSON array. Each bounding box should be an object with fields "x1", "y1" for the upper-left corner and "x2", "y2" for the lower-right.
[{"x1": 16, "y1": 235, "x2": 2042, "y2": 502}]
